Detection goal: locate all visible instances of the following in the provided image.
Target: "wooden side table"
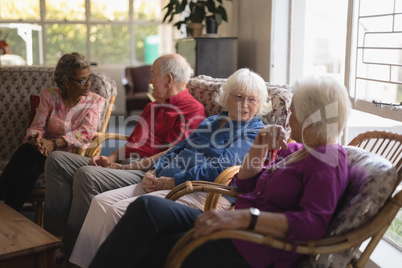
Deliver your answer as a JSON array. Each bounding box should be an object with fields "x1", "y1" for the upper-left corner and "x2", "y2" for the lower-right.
[{"x1": 0, "y1": 202, "x2": 61, "y2": 268}]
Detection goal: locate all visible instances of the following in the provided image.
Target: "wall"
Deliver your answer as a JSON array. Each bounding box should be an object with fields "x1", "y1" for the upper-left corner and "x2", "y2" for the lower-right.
[
  {"x1": 236, "y1": 0, "x2": 272, "y2": 81},
  {"x1": 92, "y1": 65, "x2": 126, "y2": 115}
]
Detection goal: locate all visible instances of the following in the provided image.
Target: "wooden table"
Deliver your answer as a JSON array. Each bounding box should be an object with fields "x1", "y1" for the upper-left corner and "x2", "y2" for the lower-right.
[{"x1": 0, "y1": 202, "x2": 62, "y2": 268}]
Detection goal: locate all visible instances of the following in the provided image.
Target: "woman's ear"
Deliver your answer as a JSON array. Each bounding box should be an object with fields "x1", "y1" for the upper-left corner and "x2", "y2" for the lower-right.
[{"x1": 61, "y1": 79, "x2": 70, "y2": 89}]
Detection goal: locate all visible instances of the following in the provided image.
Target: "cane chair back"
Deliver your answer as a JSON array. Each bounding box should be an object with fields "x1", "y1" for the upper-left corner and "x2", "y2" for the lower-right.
[
  {"x1": 165, "y1": 146, "x2": 401, "y2": 268},
  {"x1": 348, "y1": 130, "x2": 402, "y2": 180}
]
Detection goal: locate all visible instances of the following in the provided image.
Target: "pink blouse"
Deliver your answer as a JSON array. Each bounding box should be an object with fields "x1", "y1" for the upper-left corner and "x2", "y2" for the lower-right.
[{"x1": 25, "y1": 87, "x2": 105, "y2": 152}]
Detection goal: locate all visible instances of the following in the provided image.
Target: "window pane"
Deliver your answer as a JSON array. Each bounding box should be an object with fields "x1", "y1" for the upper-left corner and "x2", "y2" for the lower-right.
[
  {"x1": 359, "y1": 0, "x2": 395, "y2": 16},
  {"x1": 134, "y1": 25, "x2": 159, "y2": 63},
  {"x1": 90, "y1": 24, "x2": 130, "y2": 64},
  {"x1": 385, "y1": 192, "x2": 402, "y2": 248},
  {"x1": 0, "y1": 0, "x2": 40, "y2": 20},
  {"x1": 134, "y1": 0, "x2": 161, "y2": 20},
  {"x1": 0, "y1": 24, "x2": 42, "y2": 65},
  {"x1": 90, "y1": 0, "x2": 128, "y2": 21},
  {"x1": 353, "y1": 2, "x2": 402, "y2": 104},
  {"x1": 46, "y1": 0, "x2": 85, "y2": 20},
  {"x1": 46, "y1": 24, "x2": 87, "y2": 64},
  {"x1": 301, "y1": 0, "x2": 348, "y2": 81}
]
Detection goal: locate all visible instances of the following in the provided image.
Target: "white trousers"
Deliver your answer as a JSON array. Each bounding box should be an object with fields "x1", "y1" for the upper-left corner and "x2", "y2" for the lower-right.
[{"x1": 69, "y1": 183, "x2": 232, "y2": 268}]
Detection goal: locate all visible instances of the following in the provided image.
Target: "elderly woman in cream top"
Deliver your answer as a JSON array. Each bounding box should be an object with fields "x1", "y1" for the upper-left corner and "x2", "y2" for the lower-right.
[{"x1": 69, "y1": 68, "x2": 272, "y2": 267}]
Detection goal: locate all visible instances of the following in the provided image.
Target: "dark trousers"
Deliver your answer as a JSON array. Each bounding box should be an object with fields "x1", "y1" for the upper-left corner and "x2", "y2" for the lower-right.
[
  {"x1": 0, "y1": 143, "x2": 46, "y2": 211},
  {"x1": 90, "y1": 195, "x2": 252, "y2": 268}
]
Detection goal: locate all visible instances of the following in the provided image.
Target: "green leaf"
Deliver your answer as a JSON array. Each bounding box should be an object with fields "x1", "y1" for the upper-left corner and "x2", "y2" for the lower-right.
[
  {"x1": 217, "y1": 5, "x2": 227, "y2": 21},
  {"x1": 173, "y1": 20, "x2": 186, "y2": 30},
  {"x1": 177, "y1": 0, "x2": 187, "y2": 13},
  {"x1": 162, "y1": 6, "x2": 173, "y2": 22},
  {"x1": 214, "y1": 13, "x2": 222, "y2": 25},
  {"x1": 206, "y1": 1, "x2": 216, "y2": 13}
]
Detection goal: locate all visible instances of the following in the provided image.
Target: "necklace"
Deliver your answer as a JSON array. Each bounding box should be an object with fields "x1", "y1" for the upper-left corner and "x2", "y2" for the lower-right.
[
  {"x1": 266, "y1": 148, "x2": 309, "y2": 174},
  {"x1": 63, "y1": 97, "x2": 81, "y2": 111}
]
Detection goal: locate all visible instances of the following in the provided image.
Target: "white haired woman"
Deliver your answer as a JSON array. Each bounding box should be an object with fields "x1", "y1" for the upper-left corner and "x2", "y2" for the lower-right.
[
  {"x1": 89, "y1": 75, "x2": 352, "y2": 268},
  {"x1": 69, "y1": 68, "x2": 271, "y2": 268}
]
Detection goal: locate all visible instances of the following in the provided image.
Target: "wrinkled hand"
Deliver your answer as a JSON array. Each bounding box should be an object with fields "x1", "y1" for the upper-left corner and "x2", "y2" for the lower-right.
[
  {"x1": 88, "y1": 155, "x2": 115, "y2": 168},
  {"x1": 29, "y1": 134, "x2": 54, "y2": 157},
  {"x1": 28, "y1": 134, "x2": 40, "y2": 148},
  {"x1": 256, "y1": 125, "x2": 288, "y2": 151},
  {"x1": 142, "y1": 171, "x2": 175, "y2": 193},
  {"x1": 193, "y1": 210, "x2": 248, "y2": 238}
]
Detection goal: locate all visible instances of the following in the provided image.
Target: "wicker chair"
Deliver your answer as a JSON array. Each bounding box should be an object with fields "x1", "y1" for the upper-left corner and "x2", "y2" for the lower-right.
[
  {"x1": 348, "y1": 130, "x2": 402, "y2": 174},
  {"x1": 25, "y1": 73, "x2": 118, "y2": 227},
  {"x1": 165, "y1": 135, "x2": 402, "y2": 267}
]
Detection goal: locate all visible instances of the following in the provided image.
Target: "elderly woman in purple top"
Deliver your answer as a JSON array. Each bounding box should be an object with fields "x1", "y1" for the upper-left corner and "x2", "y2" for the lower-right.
[{"x1": 89, "y1": 75, "x2": 352, "y2": 268}]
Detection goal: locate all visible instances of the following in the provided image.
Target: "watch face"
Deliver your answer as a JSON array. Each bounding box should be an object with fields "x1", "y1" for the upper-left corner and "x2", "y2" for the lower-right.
[{"x1": 250, "y1": 207, "x2": 260, "y2": 216}]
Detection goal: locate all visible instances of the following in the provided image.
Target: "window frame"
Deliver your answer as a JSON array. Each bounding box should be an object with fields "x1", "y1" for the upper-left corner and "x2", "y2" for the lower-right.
[
  {"x1": 0, "y1": 0, "x2": 171, "y2": 65},
  {"x1": 344, "y1": 0, "x2": 402, "y2": 123}
]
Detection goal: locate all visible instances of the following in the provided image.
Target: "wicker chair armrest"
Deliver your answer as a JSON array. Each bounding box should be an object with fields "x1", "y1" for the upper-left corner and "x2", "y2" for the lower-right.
[
  {"x1": 165, "y1": 181, "x2": 242, "y2": 202},
  {"x1": 79, "y1": 132, "x2": 128, "y2": 158}
]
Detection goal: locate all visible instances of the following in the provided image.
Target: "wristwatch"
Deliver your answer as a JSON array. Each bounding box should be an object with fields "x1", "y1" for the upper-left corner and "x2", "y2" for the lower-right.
[
  {"x1": 248, "y1": 207, "x2": 260, "y2": 230},
  {"x1": 52, "y1": 139, "x2": 58, "y2": 150},
  {"x1": 121, "y1": 164, "x2": 126, "y2": 170}
]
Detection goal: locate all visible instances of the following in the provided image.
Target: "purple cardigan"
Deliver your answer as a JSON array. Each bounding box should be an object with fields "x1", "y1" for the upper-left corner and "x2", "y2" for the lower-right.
[{"x1": 232, "y1": 143, "x2": 348, "y2": 268}]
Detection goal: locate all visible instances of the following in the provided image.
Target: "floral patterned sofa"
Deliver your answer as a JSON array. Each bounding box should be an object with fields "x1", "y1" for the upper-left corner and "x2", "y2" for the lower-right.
[
  {"x1": 0, "y1": 66, "x2": 117, "y2": 169},
  {"x1": 186, "y1": 75, "x2": 293, "y2": 140}
]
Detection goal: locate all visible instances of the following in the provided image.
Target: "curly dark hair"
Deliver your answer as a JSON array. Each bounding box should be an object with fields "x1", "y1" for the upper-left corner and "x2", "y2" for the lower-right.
[{"x1": 54, "y1": 52, "x2": 90, "y2": 95}]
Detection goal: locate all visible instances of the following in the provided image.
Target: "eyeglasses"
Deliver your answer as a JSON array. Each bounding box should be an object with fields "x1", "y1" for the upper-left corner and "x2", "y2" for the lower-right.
[
  {"x1": 69, "y1": 75, "x2": 94, "y2": 86},
  {"x1": 230, "y1": 93, "x2": 259, "y2": 106}
]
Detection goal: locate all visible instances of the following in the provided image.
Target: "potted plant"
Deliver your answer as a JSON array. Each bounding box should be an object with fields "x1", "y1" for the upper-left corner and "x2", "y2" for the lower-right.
[{"x1": 162, "y1": 0, "x2": 230, "y2": 37}]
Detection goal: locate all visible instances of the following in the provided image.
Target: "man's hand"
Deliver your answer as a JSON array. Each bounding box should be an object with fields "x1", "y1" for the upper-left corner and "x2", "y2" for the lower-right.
[
  {"x1": 88, "y1": 155, "x2": 115, "y2": 168},
  {"x1": 142, "y1": 171, "x2": 175, "y2": 193}
]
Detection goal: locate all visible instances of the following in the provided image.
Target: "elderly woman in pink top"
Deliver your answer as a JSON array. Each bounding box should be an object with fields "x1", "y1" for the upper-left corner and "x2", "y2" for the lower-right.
[{"x1": 0, "y1": 52, "x2": 105, "y2": 212}]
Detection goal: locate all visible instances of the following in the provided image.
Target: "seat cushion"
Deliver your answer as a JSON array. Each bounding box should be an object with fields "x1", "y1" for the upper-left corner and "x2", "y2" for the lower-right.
[
  {"x1": 308, "y1": 146, "x2": 398, "y2": 267},
  {"x1": 29, "y1": 95, "x2": 40, "y2": 127}
]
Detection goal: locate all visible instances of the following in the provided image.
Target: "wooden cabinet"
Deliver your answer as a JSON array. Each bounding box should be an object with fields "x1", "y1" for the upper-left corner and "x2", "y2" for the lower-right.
[{"x1": 176, "y1": 37, "x2": 238, "y2": 78}]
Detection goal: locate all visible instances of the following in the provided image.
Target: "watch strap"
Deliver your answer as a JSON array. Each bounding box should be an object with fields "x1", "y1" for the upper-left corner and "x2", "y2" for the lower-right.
[{"x1": 52, "y1": 139, "x2": 58, "y2": 150}]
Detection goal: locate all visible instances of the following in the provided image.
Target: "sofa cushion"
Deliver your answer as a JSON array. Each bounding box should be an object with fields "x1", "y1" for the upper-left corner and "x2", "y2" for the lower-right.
[{"x1": 307, "y1": 146, "x2": 398, "y2": 267}]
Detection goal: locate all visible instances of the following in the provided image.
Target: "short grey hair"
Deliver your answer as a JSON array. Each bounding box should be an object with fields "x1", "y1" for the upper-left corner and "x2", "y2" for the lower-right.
[
  {"x1": 291, "y1": 75, "x2": 351, "y2": 140},
  {"x1": 217, "y1": 68, "x2": 271, "y2": 116},
  {"x1": 54, "y1": 52, "x2": 90, "y2": 91},
  {"x1": 159, "y1": 54, "x2": 194, "y2": 83}
]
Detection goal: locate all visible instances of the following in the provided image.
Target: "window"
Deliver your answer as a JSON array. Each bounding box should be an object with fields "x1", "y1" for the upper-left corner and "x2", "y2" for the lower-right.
[
  {"x1": 347, "y1": 0, "x2": 402, "y2": 122},
  {"x1": 289, "y1": 0, "x2": 348, "y2": 83},
  {"x1": 346, "y1": 0, "x2": 402, "y2": 250},
  {"x1": 0, "y1": 0, "x2": 169, "y2": 65}
]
